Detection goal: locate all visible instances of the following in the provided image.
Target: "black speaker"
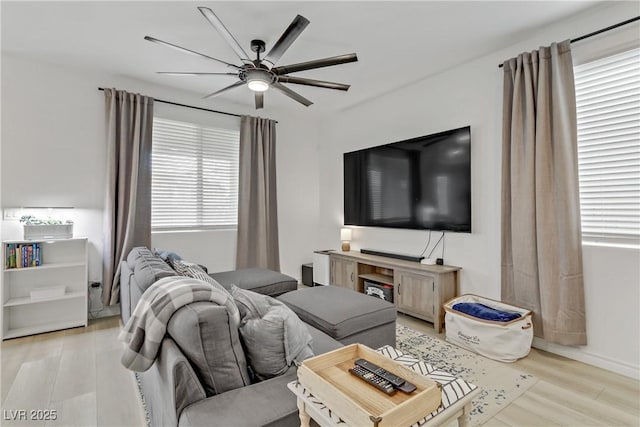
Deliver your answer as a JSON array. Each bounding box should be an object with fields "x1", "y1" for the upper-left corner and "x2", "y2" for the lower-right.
[
  {"x1": 301, "y1": 263, "x2": 313, "y2": 287},
  {"x1": 360, "y1": 249, "x2": 424, "y2": 263}
]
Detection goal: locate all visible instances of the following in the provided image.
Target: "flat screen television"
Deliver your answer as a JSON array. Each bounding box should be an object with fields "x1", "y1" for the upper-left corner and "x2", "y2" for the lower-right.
[{"x1": 344, "y1": 126, "x2": 471, "y2": 232}]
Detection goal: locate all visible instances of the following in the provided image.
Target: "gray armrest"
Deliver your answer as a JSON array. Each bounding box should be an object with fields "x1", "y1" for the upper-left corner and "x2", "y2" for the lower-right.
[
  {"x1": 119, "y1": 260, "x2": 134, "y2": 324},
  {"x1": 139, "y1": 338, "x2": 206, "y2": 427}
]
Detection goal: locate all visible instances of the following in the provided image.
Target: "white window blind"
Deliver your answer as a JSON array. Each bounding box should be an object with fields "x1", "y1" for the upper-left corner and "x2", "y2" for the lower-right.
[
  {"x1": 575, "y1": 47, "x2": 640, "y2": 242},
  {"x1": 152, "y1": 118, "x2": 239, "y2": 230}
]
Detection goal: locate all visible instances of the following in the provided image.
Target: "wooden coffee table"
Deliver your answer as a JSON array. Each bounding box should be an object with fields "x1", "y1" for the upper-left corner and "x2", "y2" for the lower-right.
[{"x1": 288, "y1": 345, "x2": 479, "y2": 427}]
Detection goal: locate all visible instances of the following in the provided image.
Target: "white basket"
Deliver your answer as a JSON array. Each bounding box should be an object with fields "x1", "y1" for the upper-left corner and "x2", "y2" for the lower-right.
[
  {"x1": 444, "y1": 294, "x2": 533, "y2": 362},
  {"x1": 24, "y1": 224, "x2": 73, "y2": 240}
]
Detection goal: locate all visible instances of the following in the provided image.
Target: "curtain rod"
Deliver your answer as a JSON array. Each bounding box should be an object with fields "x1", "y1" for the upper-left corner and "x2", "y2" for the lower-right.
[
  {"x1": 97, "y1": 87, "x2": 278, "y2": 123},
  {"x1": 498, "y1": 15, "x2": 640, "y2": 68}
]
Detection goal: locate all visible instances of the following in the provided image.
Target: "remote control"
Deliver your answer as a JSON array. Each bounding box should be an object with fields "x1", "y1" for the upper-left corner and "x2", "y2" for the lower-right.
[
  {"x1": 349, "y1": 365, "x2": 396, "y2": 395},
  {"x1": 355, "y1": 359, "x2": 417, "y2": 393},
  {"x1": 396, "y1": 381, "x2": 417, "y2": 394},
  {"x1": 354, "y1": 359, "x2": 405, "y2": 386}
]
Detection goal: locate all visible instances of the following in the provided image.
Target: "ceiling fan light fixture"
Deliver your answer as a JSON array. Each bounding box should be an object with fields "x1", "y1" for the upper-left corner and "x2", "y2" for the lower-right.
[
  {"x1": 246, "y1": 69, "x2": 272, "y2": 92},
  {"x1": 247, "y1": 79, "x2": 270, "y2": 92}
]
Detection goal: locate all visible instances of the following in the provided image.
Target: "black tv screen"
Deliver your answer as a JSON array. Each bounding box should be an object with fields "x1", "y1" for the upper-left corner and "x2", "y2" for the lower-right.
[{"x1": 344, "y1": 126, "x2": 471, "y2": 232}]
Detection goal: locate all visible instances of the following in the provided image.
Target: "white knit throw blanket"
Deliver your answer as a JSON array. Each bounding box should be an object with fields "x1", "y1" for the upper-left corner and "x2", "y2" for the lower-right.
[{"x1": 119, "y1": 276, "x2": 239, "y2": 372}]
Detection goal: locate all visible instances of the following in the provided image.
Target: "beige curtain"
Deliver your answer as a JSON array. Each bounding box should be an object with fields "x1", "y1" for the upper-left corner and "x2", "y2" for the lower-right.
[
  {"x1": 102, "y1": 88, "x2": 154, "y2": 305},
  {"x1": 236, "y1": 116, "x2": 280, "y2": 271},
  {"x1": 501, "y1": 40, "x2": 587, "y2": 345}
]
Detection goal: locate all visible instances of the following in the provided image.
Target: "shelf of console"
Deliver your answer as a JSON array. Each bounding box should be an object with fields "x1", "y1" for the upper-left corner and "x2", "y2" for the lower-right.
[
  {"x1": 332, "y1": 251, "x2": 460, "y2": 274},
  {"x1": 358, "y1": 272, "x2": 394, "y2": 285}
]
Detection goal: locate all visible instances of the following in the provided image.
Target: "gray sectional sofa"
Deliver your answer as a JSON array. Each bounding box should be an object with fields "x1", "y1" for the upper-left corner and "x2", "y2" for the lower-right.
[{"x1": 119, "y1": 247, "x2": 396, "y2": 427}]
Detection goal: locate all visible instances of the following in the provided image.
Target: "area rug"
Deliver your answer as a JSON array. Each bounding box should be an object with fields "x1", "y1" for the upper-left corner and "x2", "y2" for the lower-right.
[{"x1": 396, "y1": 324, "x2": 538, "y2": 426}]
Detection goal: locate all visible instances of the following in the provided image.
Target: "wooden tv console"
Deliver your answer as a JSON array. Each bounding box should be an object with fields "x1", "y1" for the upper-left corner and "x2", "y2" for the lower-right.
[{"x1": 328, "y1": 251, "x2": 461, "y2": 333}]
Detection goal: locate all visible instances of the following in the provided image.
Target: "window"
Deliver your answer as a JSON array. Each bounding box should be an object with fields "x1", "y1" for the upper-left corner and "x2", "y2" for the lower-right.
[
  {"x1": 151, "y1": 117, "x2": 239, "y2": 230},
  {"x1": 575, "y1": 47, "x2": 640, "y2": 243}
]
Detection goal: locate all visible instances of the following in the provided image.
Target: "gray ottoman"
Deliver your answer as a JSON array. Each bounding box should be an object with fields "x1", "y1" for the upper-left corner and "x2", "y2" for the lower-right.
[
  {"x1": 210, "y1": 268, "x2": 297, "y2": 297},
  {"x1": 278, "y1": 286, "x2": 397, "y2": 349}
]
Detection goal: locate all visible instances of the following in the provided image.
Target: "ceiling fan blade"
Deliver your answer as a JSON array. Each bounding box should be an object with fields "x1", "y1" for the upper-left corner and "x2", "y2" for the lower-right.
[
  {"x1": 255, "y1": 92, "x2": 264, "y2": 109},
  {"x1": 157, "y1": 72, "x2": 238, "y2": 76},
  {"x1": 263, "y1": 15, "x2": 310, "y2": 68},
  {"x1": 272, "y1": 53, "x2": 358, "y2": 75},
  {"x1": 198, "y1": 7, "x2": 253, "y2": 65},
  {"x1": 202, "y1": 81, "x2": 246, "y2": 99},
  {"x1": 277, "y1": 76, "x2": 350, "y2": 91},
  {"x1": 271, "y1": 82, "x2": 313, "y2": 107},
  {"x1": 144, "y1": 36, "x2": 240, "y2": 69}
]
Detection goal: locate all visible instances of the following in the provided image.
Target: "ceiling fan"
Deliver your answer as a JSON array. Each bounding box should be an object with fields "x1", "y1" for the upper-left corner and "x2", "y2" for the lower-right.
[{"x1": 144, "y1": 7, "x2": 358, "y2": 109}]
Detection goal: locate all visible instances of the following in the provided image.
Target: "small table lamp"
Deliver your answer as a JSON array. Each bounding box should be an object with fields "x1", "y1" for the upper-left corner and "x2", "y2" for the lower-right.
[{"x1": 340, "y1": 227, "x2": 352, "y2": 251}]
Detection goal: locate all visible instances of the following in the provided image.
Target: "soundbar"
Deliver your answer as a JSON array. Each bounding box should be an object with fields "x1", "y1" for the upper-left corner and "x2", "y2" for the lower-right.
[{"x1": 360, "y1": 249, "x2": 424, "y2": 263}]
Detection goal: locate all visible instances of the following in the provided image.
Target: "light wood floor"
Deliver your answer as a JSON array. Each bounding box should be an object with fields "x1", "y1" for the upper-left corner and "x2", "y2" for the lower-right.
[
  {"x1": 1, "y1": 315, "x2": 638, "y2": 426},
  {"x1": 400, "y1": 314, "x2": 640, "y2": 427},
  {"x1": 1, "y1": 317, "x2": 145, "y2": 427}
]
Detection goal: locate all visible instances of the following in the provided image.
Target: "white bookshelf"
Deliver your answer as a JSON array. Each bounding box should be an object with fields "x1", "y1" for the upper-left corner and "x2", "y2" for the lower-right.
[{"x1": 2, "y1": 238, "x2": 88, "y2": 340}]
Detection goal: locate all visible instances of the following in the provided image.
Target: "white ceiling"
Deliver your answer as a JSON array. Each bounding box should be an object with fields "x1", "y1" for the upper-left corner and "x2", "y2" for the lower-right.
[{"x1": 2, "y1": 1, "x2": 602, "y2": 113}]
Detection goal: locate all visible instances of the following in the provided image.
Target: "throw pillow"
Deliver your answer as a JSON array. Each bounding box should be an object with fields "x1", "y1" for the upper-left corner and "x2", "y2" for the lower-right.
[
  {"x1": 231, "y1": 285, "x2": 314, "y2": 381},
  {"x1": 152, "y1": 248, "x2": 183, "y2": 268},
  {"x1": 173, "y1": 259, "x2": 225, "y2": 292},
  {"x1": 173, "y1": 259, "x2": 239, "y2": 325}
]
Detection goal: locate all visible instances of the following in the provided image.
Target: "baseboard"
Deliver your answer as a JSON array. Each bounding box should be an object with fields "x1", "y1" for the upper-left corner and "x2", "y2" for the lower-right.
[
  {"x1": 89, "y1": 304, "x2": 121, "y2": 320},
  {"x1": 532, "y1": 337, "x2": 639, "y2": 380}
]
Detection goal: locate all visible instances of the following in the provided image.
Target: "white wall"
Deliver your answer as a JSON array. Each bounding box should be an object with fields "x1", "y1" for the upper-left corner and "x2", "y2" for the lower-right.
[
  {"x1": 1, "y1": 53, "x2": 321, "y2": 286},
  {"x1": 317, "y1": 2, "x2": 640, "y2": 378},
  {"x1": 275, "y1": 112, "x2": 322, "y2": 278},
  {"x1": 534, "y1": 243, "x2": 640, "y2": 377}
]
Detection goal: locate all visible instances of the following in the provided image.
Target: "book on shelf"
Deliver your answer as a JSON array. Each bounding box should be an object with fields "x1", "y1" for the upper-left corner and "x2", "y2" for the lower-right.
[
  {"x1": 5, "y1": 244, "x2": 16, "y2": 269},
  {"x1": 5, "y1": 242, "x2": 42, "y2": 269}
]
